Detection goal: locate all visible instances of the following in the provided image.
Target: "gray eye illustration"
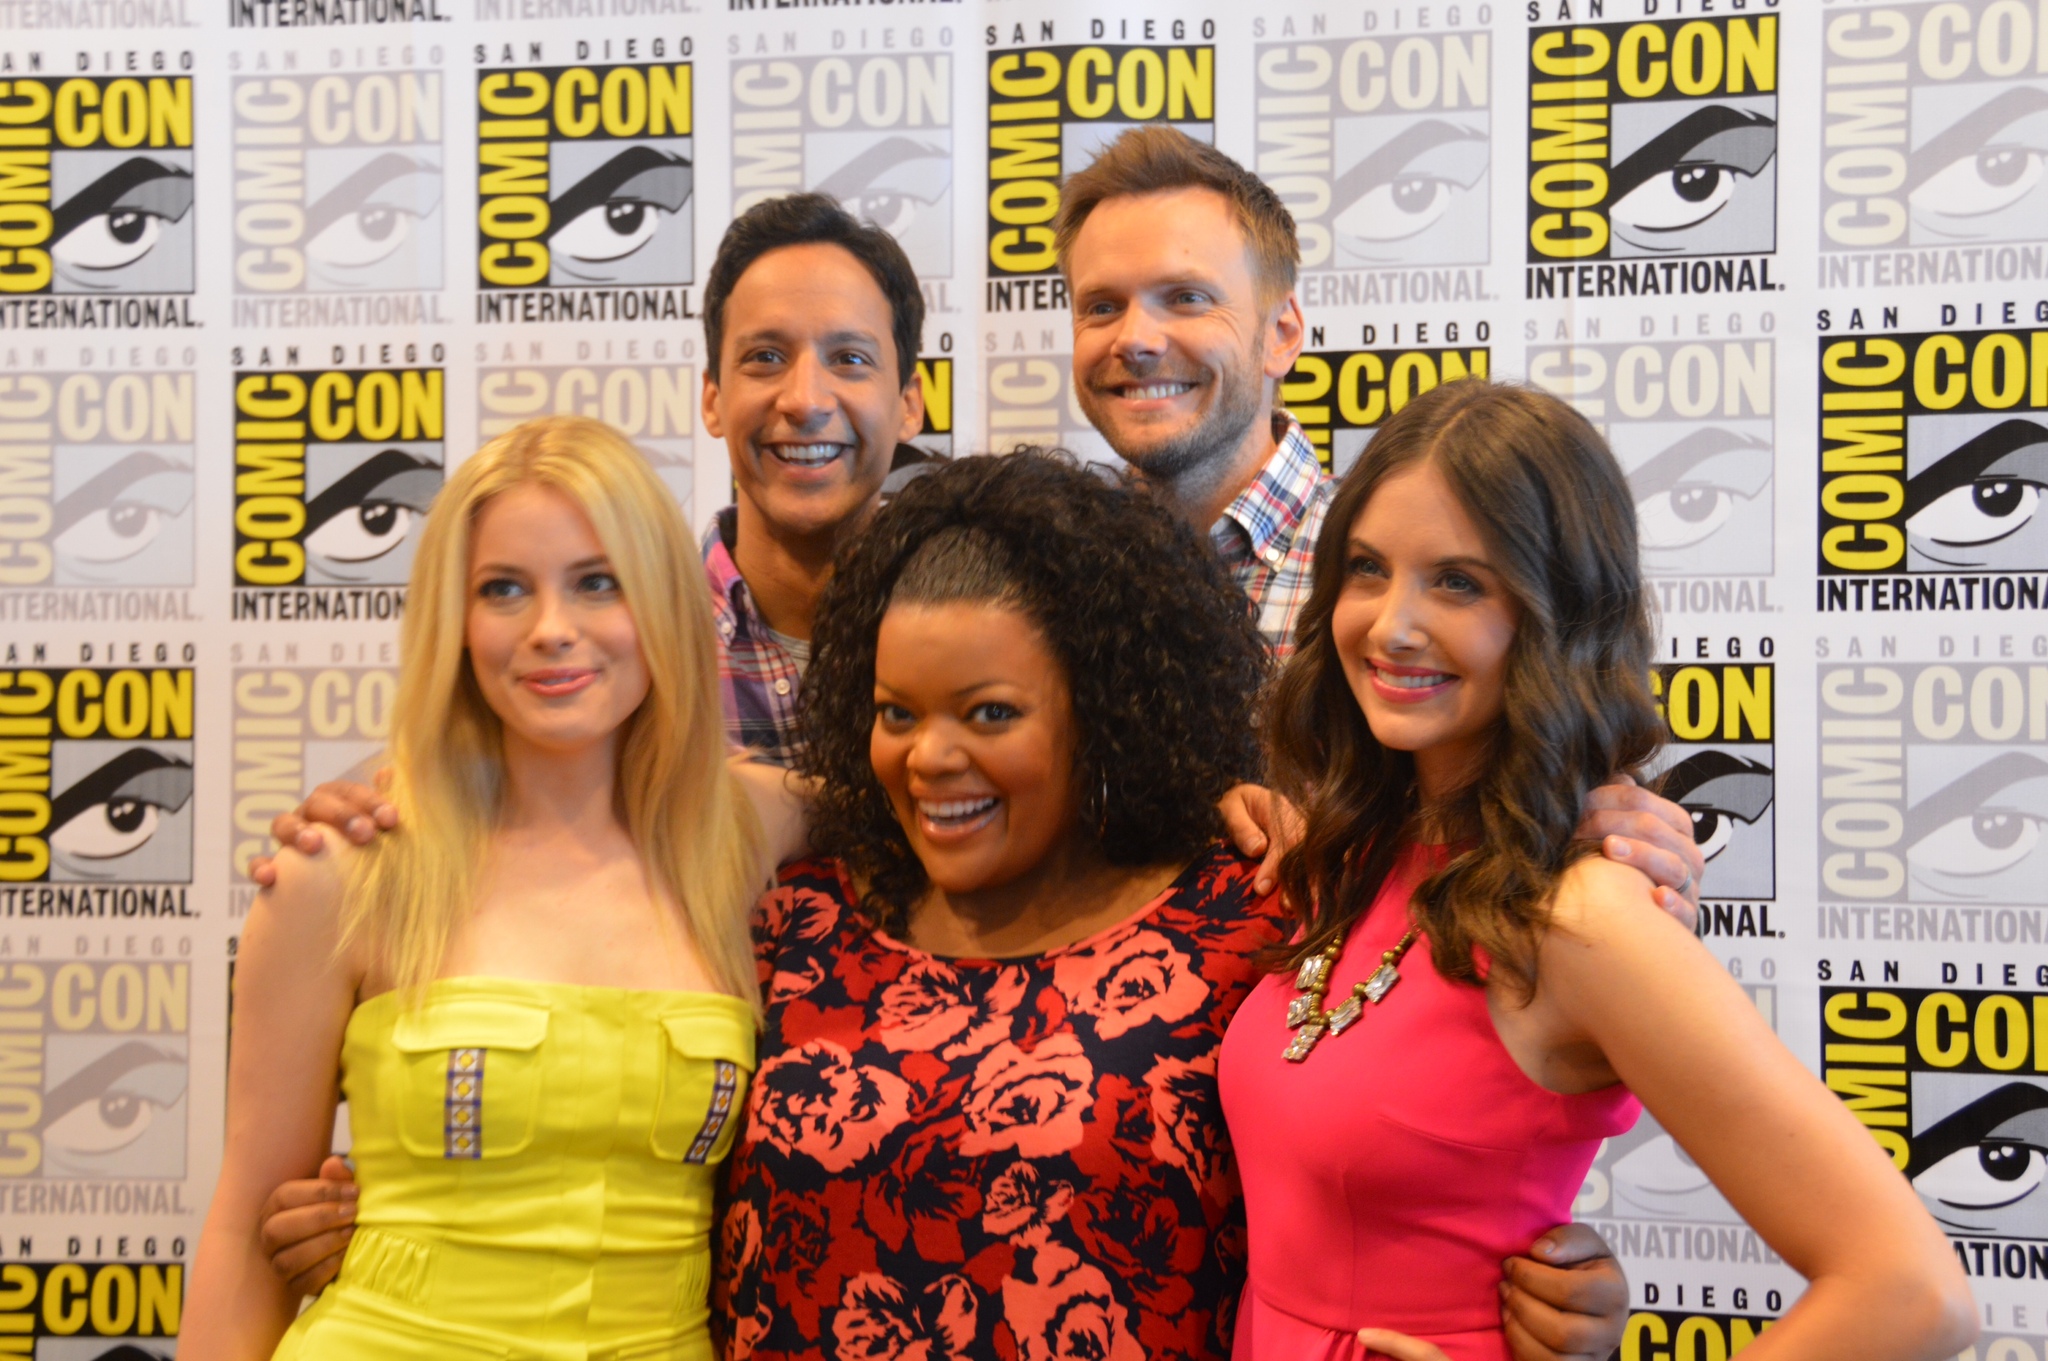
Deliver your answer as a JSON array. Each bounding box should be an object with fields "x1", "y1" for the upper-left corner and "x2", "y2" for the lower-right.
[
  {"x1": 815, "y1": 135, "x2": 949, "y2": 239},
  {"x1": 547, "y1": 145, "x2": 692, "y2": 273},
  {"x1": 305, "y1": 152, "x2": 442, "y2": 274},
  {"x1": 1331, "y1": 119, "x2": 1488, "y2": 248},
  {"x1": 1909, "y1": 86, "x2": 2048, "y2": 238},
  {"x1": 1608, "y1": 105, "x2": 1776, "y2": 249},
  {"x1": 50, "y1": 157, "x2": 193, "y2": 285},
  {"x1": 1627, "y1": 428, "x2": 1774, "y2": 551},
  {"x1": 303, "y1": 449, "x2": 441, "y2": 572},
  {"x1": 39, "y1": 1039, "x2": 187, "y2": 1160},
  {"x1": 48, "y1": 747, "x2": 193, "y2": 866},
  {"x1": 1913, "y1": 1082, "x2": 2048, "y2": 1233},
  {"x1": 51, "y1": 451, "x2": 192, "y2": 567},
  {"x1": 1906, "y1": 419, "x2": 2048, "y2": 567},
  {"x1": 1658, "y1": 749, "x2": 1774, "y2": 863},
  {"x1": 1905, "y1": 752, "x2": 2048, "y2": 901}
]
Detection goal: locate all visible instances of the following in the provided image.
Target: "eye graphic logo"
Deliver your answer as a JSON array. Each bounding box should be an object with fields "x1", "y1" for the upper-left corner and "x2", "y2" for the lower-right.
[
  {"x1": 1253, "y1": 31, "x2": 1490, "y2": 271},
  {"x1": 0, "y1": 370, "x2": 195, "y2": 589},
  {"x1": 0, "y1": 77, "x2": 195, "y2": 296},
  {"x1": 477, "y1": 361, "x2": 694, "y2": 515},
  {"x1": 233, "y1": 73, "x2": 444, "y2": 294},
  {"x1": 1822, "y1": 2, "x2": 2048, "y2": 269},
  {"x1": 0, "y1": 668, "x2": 194, "y2": 888},
  {"x1": 731, "y1": 55, "x2": 952, "y2": 278},
  {"x1": 1816, "y1": 663, "x2": 2047, "y2": 904},
  {"x1": 476, "y1": 64, "x2": 693, "y2": 290},
  {"x1": 1817, "y1": 329, "x2": 2048, "y2": 589},
  {"x1": 1649, "y1": 664, "x2": 1774, "y2": 902},
  {"x1": 1280, "y1": 345, "x2": 1490, "y2": 474},
  {"x1": 1524, "y1": 18, "x2": 1777, "y2": 293},
  {"x1": 231, "y1": 368, "x2": 445, "y2": 588},
  {"x1": 0, "y1": 1262, "x2": 182, "y2": 1352},
  {"x1": 986, "y1": 44, "x2": 1214, "y2": 279},
  {"x1": 1528, "y1": 339, "x2": 1774, "y2": 577},
  {"x1": 1823, "y1": 987, "x2": 2048, "y2": 1254}
]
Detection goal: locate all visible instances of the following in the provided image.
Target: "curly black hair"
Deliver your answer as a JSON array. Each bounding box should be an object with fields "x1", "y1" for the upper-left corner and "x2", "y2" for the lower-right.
[{"x1": 796, "y1": 449, "x2": 1269, "y2": 930}]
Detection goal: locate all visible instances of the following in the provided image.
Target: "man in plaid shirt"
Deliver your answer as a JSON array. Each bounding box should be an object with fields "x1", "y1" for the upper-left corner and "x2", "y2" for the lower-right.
[{"x1": 1054, "y1": 127, "x2": 1330, "y2": 661}]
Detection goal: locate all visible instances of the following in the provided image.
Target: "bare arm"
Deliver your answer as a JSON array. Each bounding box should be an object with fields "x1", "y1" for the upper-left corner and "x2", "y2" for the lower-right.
[
  {"x1": 184, "y1": 831, "x2": 361, "y2": 1360},
  {"x1": 728, "y1": 753, "x2": 816, "y2": 879},
  {"x1": 1537, "y1": 860, "x2": 1976, "y2": 1361}
]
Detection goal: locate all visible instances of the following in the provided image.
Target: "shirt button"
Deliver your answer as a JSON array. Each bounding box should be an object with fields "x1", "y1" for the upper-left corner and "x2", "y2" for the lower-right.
[
  {"x1": 773, "y1": 679, "x2": 792, "y2": 696},
  {"x1": 1263, "y1": 547, "x2": 1283, "y2": 565}
]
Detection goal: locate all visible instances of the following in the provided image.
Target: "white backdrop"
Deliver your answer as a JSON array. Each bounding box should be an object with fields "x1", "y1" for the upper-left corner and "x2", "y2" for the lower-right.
[{"x1": 2, "y1": 1, "x2": 2046, "y2": 1357}]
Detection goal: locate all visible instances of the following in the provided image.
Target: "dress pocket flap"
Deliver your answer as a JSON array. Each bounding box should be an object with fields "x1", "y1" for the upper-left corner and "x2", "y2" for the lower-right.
[
  {"x1": 660, "y1": 1011, "x2": 755, "y2": 1070},
  {"x1": 391, "y1": 999, "x2": 550, "y2": 1053}
]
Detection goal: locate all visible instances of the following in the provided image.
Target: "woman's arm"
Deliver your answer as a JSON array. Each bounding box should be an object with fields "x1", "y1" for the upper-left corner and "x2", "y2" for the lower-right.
[
  {"x1": 728, "y1": 752, "x2": 817, "y2": 878},
  {"x1": 1536, "y1": 859, "x2": 1977, "y2": 1361},
  {"x1": 183, "y1": 830, "x2": 363, "y2": 1361}
]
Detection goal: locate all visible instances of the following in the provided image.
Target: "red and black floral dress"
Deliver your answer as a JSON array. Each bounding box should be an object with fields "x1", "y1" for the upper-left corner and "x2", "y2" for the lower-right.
[{"x1": 714, "y1": 844, "x2": 1289, "y2": 1361}]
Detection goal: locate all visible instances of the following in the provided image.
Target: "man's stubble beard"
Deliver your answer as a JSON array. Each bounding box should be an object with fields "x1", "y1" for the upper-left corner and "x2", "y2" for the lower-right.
[{"x1": 1079, "y1": 350, "x2": 1268, "y2": 492}]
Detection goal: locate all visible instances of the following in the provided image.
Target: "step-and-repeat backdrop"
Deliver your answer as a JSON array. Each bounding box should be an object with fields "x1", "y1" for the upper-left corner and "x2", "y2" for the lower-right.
[{"x1": 1, "y1": 0, "x2": 2044, "y2": 1356}]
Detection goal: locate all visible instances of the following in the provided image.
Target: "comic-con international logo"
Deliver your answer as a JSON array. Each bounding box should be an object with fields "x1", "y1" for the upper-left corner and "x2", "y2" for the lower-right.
[
  {"x1": 0, "y1": 75, "x2": 194, "y2": 314},
  {"x1": 1524, "y1": 15, "x2": 1779, "y2": 299},
  {"x1": 1528, "y1": 336, "x2": 1775, "y2": 600},
  {"x1": 0, "y1": 1261, "x2": 181, "y2": 1356},
  {"x1": 1821, "y1": 1, "x2": 2048, "y2": 288},
  {"x1": 1817, "y1": 326, "x2": 2048, "y2": 612},
  {"x1": 985, "y1": 25, "x2": 1215, "y2": 307},
  {"x1": 1252, "y1": 22, "x2": 1490, "y2": 296},
  {"x1": 731, "y1": 47, "x2": 953, "y2": 281},
  {"x1": 0, "y1": 962, "x2": 190, "y2": 1181},
  {"x1": 230, "y1": 364, "x2": 444, "y2": 621},
  {"x1": 982, "y1": 333, "x2": 1103, "y2": 460},
  {"x1": 475, "y1": 55, "x2": 694, "y2": 324},
  {"x1": 0, "y1": 370, "x2": 193, "y2": 589},
  {"x1": 1823, "y1": 985, "x2": 2048, "y2": 1278},
  {"x1": 232, "y1": 67, "x2": 447, "y2": 324},
  {"x1": 230, "y1": 661, "x2": 391, "y2": 880},
  {"x1": 1649, "y1": 662, "x2": 1776, "y2": 919},
  {"x1": 1280, "y1": 338, "x2": 1487, "y2": 474},
  {"x1": 1815, "y1": 662, "x2": 2048, "y2": 913},
  {"x1": 479, "y1": 357, "x2": 696, "y2": 515}
]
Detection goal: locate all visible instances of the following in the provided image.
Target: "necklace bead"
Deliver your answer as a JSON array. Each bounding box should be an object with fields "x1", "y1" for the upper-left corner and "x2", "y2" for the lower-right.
[{"x1": 1282, "y1": 925, "x2": 1420, "y2": 1062}]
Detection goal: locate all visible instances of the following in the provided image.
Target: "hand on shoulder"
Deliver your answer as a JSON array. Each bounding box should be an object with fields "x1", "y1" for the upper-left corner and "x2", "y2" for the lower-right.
[
  {"x1": 1545, "y1": 853, "x2": 1672, "y2": 950},
  {"x1": 258, "y1": 824, "x2": 357, "y2": 928}
]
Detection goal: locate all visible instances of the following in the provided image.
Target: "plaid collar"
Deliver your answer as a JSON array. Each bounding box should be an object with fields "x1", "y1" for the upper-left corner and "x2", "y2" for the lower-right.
[
  {"x1": 701, "y1": 505, "x2": 760, "y2": 643},
  {"x1": 1214, "y1": 414, "x2": 1323, "y2": 564}
]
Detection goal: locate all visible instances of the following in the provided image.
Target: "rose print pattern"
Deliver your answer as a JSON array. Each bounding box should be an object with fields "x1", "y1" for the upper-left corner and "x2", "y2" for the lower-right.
[{"x1": 721, "y1": 846, "x2": 1289, "y2": 1361}]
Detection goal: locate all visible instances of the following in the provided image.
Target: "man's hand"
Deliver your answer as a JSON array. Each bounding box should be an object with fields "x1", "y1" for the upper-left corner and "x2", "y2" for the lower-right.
[
  {"x1": 260, "y1": 1156, "x2": 358, "y2": 1299},
  {"x1": 1581, "y1": 774, "x2": 1706, "y2": 931},
  {"x1": 1499, "y1": 1223, "x2": 1631, "y2": 1361},
  {"x1": 1218, "y1": 784, "x2": 1302, "y2": 896},
  {"x1": 248, "y1": 776, "x2": 396, "y2": 887}
]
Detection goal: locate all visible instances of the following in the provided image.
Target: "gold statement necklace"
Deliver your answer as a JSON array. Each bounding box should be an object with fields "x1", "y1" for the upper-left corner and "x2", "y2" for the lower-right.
[{"x1": 1282, "y1": 922, "x2": 1422, "y2": 1063}]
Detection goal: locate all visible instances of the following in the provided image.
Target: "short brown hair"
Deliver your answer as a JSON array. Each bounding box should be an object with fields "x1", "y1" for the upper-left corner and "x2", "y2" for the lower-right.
[{"x1": 1054, "y1": 126, "x2": 1299, "y2": 309}]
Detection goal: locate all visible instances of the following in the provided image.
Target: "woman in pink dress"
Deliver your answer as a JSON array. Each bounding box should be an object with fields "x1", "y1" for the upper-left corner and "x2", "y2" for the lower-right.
[{"x1": 1219, "y1": 380, "x2": 1976, "y2": 1361}]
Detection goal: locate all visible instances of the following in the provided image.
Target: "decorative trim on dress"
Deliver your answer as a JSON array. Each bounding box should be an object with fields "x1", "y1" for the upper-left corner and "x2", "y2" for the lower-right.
[
  {"x1": 445, "y1": 1048, "x2": 483, "y2": 1158},
  {"x1": 683, "y1": 1060, "x2": 738, "y2": 1164}
]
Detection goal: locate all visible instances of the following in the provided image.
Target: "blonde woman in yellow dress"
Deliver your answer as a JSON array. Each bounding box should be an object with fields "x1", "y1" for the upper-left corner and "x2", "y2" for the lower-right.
[{"x1": 185, "y1": 416, "x2": 801, "y2": 1361}]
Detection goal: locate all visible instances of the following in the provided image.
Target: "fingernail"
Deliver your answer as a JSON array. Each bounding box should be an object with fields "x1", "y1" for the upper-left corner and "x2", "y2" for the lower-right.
[
  {"x1": 1609, "y1": 838, "x2": 1630, "y2": 857},
  {"x1": 347, "y1": 817, "x2": 371, "y2": 842},
  {"x1": 375, "y1": 804, "x2": 397, "y2": 826},
  {"x1": 340, "y1": 1184, "x2": 359, "y2": 1199},
  {"x1": 338, "y1": 1202, "x2": 356, "y2": 1220}
]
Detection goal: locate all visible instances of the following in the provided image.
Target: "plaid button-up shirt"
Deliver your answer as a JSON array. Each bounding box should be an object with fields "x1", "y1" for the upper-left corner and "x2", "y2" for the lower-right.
[
  {"x1": 702, "y1": 506, "x2": 805, "y2": 766},
  {"x1": 1210, "y1": 414, "x2": 1334, "y2": 658}
]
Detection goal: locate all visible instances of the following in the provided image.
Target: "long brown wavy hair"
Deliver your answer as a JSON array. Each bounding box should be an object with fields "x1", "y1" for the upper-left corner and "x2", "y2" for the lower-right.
[{"x1": 1266, "y1": 379, "x2": 1663, "y2": 992}]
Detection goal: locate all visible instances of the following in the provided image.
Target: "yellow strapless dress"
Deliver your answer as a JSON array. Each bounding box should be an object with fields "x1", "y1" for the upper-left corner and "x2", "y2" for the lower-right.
[{"x1": 273, "y1": 978, "x2": 754, "y2": 1361}]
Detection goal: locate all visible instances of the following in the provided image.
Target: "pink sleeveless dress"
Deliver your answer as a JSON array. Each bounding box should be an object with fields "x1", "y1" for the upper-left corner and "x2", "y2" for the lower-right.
[{"x1": 1218, "y1": 847, "x2": 1640, "y2": 1361}]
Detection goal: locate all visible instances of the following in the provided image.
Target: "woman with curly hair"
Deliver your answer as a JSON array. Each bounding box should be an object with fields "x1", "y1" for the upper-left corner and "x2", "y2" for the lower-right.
[
  {"x1": 1219, "y1": 381, "x2": 1974, "y2": 1361},
  {"x1": 716, "y1": 449, "x2": 1653, "y2": 1361}
]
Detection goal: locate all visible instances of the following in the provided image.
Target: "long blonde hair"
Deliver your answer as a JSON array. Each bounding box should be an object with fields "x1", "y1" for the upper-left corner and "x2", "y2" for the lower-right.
[{"x1": 345, "y1": 415, "x2": 763, "y2": 1011}]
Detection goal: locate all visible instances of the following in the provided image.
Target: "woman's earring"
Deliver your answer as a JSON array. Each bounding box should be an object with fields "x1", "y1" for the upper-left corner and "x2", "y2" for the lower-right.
[{"x1": 1097, "y1": 772, "x2": 1111, "y2": 837}]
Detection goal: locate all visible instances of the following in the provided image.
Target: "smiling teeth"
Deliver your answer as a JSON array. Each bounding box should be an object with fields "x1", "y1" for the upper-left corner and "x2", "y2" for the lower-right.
[
  {"x1": 1125, "y1": 382, "x2": 1192, "y2": 399},
  {"x1": 1379, "y1": 669, "x2": 1451, "y2": 688},
  {"x1": 773, "y1": 443, "x2": 843, "y2": 467},
  {"x1": 921, "y1": 797, "x2": 998, "y2": 820}
]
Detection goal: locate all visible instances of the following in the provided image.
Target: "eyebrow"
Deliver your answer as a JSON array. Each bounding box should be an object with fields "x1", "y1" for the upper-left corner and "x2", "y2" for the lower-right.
[
  {"x1": 733, "y1": 327, "x2": 884, "y2": 350},
  {"x1": 875, "y1": 678, "x2": 1021, "y2": 702},
  {"x1": 472, "y1": 554, "x2": 612, "y2": 576},
  {"x1": 1346, "y1": 536, "x2": 1495, "y2": 571}
]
